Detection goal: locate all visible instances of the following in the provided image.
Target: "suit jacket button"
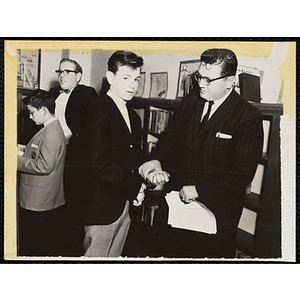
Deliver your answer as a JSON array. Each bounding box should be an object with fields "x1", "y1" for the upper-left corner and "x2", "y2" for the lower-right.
[{"x1": 130, "y1": 144, "x2": 133, "y2": 148}]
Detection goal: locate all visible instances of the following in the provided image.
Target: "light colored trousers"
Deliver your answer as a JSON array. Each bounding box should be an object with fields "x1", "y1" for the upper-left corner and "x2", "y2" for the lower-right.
[{"x1": 83, "y1": 201, "x2": 131, "y2": 257}]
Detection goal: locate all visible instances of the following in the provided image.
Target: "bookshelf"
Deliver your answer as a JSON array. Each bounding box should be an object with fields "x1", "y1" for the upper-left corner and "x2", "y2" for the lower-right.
[
  {"x1": 17, "y1": 88, "x2": 42, "y2": 144},
  {"x1": 129, "y1": 97, "x2": 181, "y2": 158},
  {"x1": 126, "y1": 98, "x2": 283, "y2": 258},
  {"x1": 237, "y1": 103, "x2": 282, "y2": 258}
]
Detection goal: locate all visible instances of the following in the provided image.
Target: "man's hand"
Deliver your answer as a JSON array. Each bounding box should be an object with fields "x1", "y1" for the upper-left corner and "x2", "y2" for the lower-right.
[
  {"x1": 147, "y1": 170, "x2": 170, "y2": 186},
  {"x1": 133, "y1": 183, "x2": 146, "y2": 206},
  {"x1": 179, "y1": 185, "x2": 199, "y2": 204},
  {"x1": 139, "y1": 160, "x2": 162, "y2": 178},
  {"x1": 139, "y1": 160, "x2": 170, "y2": 186}
]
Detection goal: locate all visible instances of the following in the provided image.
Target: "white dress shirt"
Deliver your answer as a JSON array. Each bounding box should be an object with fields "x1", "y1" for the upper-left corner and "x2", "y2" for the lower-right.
[
  {"x1": 201, "y1": 88, "x2": 233, "y2": 121},
  {"x1": 54, "y1": 90, "x2": 73, "y2": 140},
  {"x1": 107, "y1": 90, "x2": 131, "y2": 133}
]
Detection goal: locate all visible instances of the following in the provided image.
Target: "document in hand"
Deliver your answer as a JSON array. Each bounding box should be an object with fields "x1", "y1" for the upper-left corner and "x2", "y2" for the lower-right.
[{"x1": 165, "y1": 191, "x2": 217, "y2": 234}]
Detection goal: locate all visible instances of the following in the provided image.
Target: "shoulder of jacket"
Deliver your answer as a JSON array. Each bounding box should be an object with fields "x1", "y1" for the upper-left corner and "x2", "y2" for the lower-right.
[
  {"x1": 74, "y1": 84, "x2": 96, "y2": 93},
  {"x1": 231, "y1": 90, "x2": 263, "y2": 119},
  {"x1": 179, "y1": 92, "x2": 201, "y2": 111},
  {"x1": 44, "y1": 120, "x2": 64, "y2": 134},
  {"x1": 87, "y1": 95, "x2": 110, "y2": 114}
]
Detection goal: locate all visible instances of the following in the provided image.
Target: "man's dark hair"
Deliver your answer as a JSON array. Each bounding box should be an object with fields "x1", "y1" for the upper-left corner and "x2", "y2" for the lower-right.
[
  {"x1": 108, "y1": 50, "x2": 144, "y2": 74},
  {"x1": 200, "y1": 48, "x2": 238, "y2": 77},
  {"x1": 60, "y1": 58, "x2": 83, "y2": 74},
  {"x1": 23, "y1": 89, "x2": 56, "y2": 114}
]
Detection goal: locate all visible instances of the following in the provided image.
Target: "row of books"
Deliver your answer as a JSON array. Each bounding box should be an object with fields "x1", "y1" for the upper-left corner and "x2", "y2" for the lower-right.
[{"x1": 148, "y1": 106, "x2": 173, "y2": 135}]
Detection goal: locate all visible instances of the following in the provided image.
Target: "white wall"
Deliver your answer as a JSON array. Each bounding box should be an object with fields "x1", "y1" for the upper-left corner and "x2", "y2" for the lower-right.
[
  {"x1": 40, "y1": 51, "x2": 94, "y2": 91},
  {"x1": 90, "y1": 50, "x2": 114, "y2": 94},
  {"x1": 139, "y1": 53, "x2": 196, "y2": 99},
  {"x1": 39, "y1": 45, "x2": 289, "y2": 104},
  {"x1": 69, "y1": 52, "x2": 92, "y2": 87},
  {"x1": 238, "y1": 42, "x2": 289, "y2": 103},
  {"x1": 140, "y1": 47, "x2": 288, "y2": 103},
  {"x1": 40, "y1": 52, "x2": 62, "y2": 91}
]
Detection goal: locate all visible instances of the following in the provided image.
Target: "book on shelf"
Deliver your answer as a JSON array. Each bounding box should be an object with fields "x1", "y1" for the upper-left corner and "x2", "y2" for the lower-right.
[{"x1": 148, "y1": 106, "x2": 173, "y2": 135}]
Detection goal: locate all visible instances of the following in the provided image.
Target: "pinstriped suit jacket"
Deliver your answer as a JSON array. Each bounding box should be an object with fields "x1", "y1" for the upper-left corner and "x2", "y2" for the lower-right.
[{"x1": 152, "y1": 90, "x2": 263, "y2": 231}]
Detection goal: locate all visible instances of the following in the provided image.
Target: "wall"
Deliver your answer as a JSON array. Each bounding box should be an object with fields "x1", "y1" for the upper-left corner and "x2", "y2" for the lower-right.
[
  {"x1": 40, "y1": 52, "x2": 62, "y2": 90},
  {"x1": 138, "y1": 52, "x2": 195, "y2": 99},
  {"x1": 238, "y1": 42, "x2": 289, "y2": 103},
  {"x1": 40, "y1": 51, "x2": 94, "y2": 91},
  {"x1": 90, "y1": 50, "x2": 114, "y2": 94},
  {"x1": 69, "y1": 52, "x2": 92, "y2": 87},
  {"x1": 39, "y1": 45, "x2": 289, "y2": 104},
  {"x1": 138, "y1": 45, "x2": 289, "y2": 103}
]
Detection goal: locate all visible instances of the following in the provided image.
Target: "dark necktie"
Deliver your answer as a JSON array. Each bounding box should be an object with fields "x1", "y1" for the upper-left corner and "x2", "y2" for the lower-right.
[
  {"x1": 59, "y1": 89, "x2": 71, "y2": 94},
  {"x1": 198, "y1": 101, "x2": 214, "y2": 133}
]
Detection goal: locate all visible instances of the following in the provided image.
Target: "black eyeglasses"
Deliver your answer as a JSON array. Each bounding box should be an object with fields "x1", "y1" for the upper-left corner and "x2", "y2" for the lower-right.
[
  {"x1": 55, "y1": 69, "x2": 77, "y2": 76},
  {"x1": 194, "y1": 72, "x2": 229, "y2": 86}
]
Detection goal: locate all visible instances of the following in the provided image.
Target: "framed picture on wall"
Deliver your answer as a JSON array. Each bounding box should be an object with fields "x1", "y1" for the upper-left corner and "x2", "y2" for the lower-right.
[
  {"x1": 17, "y1": 50, "x2": 41, "y2": 89},
  {"x1": 135, "y1": 72, "x2": 146, "y2": 97},
  {"x1": 149, "y1": 72, "x2": 168, "y2": 99},
  {"x1": 176, "y1": 60, "x2": 200, "y2": 98}
]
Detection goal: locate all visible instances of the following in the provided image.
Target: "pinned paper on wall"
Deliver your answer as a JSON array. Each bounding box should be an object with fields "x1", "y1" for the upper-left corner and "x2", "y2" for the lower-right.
[{"x1": 165, "y1": 191, "x2": 217, "y2": 234}]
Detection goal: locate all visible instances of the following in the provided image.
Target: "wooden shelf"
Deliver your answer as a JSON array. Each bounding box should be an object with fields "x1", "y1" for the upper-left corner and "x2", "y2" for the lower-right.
[
  {"x1": 239, "y1": 102, "x2": 282, "y2": 258},
  {"x1": 244, "y1": 192, "x2": 261, "y2": 212},
  {"x1": 260, "y1": 153, "x2": 268, "y2": 163},
  {"x1": 237, "y1": 228, "x2": 255, "y2": 256},
  {"x1": 130, "y1": 97, "x2": 181, "y2": 111},
  {"x1": 148, "y1": 132, "x2": 160, "y2": 138}
]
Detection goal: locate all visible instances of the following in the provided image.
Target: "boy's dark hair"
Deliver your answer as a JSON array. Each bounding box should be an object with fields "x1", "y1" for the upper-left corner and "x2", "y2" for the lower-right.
[
  {"x1": 200, "y1": 48, "x2": 238, "y2": 77},
  {"x1": 60, "y1": 58, "x2": 83, "y2": 74},
  {"x1": 23, "y1": 89, "x2": 56, "y2": 114},
  {"x1": 108, "y1": 50, "x2": 144, "y2": 74}
]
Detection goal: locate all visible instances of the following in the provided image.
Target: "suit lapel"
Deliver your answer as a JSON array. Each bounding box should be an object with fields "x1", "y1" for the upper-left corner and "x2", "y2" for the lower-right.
[
  {"x1": 105, "y1": 95, "x2": 132, "y2": 137},
  {"x1": 28, "y1": 126, "x2": 45, "y2": 145},
  {"x1": 190, "y1": 96, "x2": 206, "y2": 140},
  {"x1": 127, "y1": 105, "x2": 138, "y2": 136},
  {"x1": 65, "y1": 85, "x2": 79, "y2": 124},
  {"x1": 28, "y1": 120, "x2": 60, "y2": 146}
]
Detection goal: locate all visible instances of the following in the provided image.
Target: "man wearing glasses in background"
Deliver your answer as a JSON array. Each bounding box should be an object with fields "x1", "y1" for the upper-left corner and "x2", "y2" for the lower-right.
[
  {"x1": 49, "y1": 58, "x2": 97, "y2": 256},
  {"x1": 139, "y1": 48, "x2": 263, "y2": 258}
]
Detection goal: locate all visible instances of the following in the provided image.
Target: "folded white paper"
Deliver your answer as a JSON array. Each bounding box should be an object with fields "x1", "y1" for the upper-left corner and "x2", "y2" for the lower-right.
[{"x1": 165, "y1": 191, "x2": 217, "y2": 234}]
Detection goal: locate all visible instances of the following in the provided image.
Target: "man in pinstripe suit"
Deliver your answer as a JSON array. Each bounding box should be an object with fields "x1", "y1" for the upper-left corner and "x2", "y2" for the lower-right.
[{"x1": 139, "y1": 49, "x2": 263, "y2": 258}]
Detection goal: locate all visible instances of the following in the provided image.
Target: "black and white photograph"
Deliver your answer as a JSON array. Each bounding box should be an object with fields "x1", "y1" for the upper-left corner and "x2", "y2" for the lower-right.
[
  {"x1": 3, "y1": 40, "x2": 296, "y2": 263},
  {"x1": 149, "y1": 72, "x2": 168, "y2": 98}
]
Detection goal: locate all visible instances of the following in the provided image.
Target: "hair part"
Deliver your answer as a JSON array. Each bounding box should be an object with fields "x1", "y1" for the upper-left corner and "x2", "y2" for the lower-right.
[
  {"x1": 23, "y1": 89, "x2": 56, "y2": 114},
  {"x1": 200, "y1": 48, "x2": 238, "y2": 77},
  {"x1": 108, "y1": 50, "x2": 144, "y2": 74},
  {"x1": 60, "y1": 58, "x2": 83, "y2": 74}
]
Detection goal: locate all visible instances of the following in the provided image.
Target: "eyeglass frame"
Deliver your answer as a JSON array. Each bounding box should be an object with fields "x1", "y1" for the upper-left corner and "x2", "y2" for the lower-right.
[
  {"x1": 193, "y1": 71, "x2": 230, "y2": 86},
  {"x1": 55, "y1": 69, "x2": 78, "y2": 76}
]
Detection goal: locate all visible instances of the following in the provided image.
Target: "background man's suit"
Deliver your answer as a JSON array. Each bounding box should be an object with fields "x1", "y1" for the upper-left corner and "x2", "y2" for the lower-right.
[
  {"x1": 82, "y1": 94, "x2": 143, "y2": 226},
  {"x1": 49, "y1": 84, "x2": 97, "y2": 256},
  {"x1": 152, "y1": 90, "x2": 263, "y2": 257},
  {"x1": 18, "y1": 119, "x2": 67, "y2": 256}
]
